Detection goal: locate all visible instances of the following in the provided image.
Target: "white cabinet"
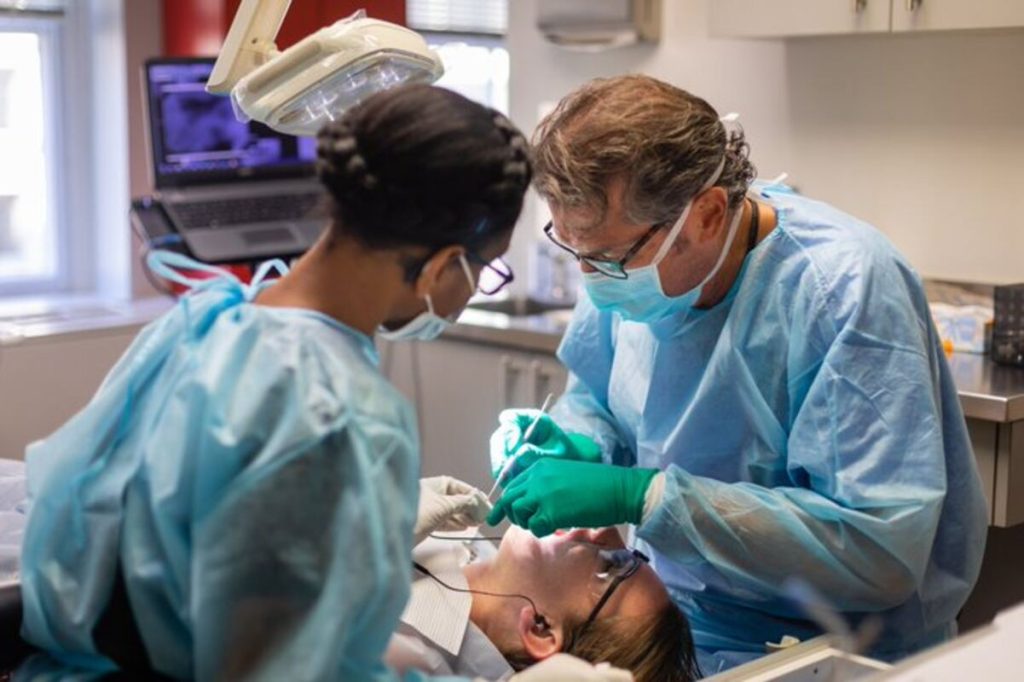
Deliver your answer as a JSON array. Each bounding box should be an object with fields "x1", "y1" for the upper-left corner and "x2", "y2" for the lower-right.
[
  {"x1": 378, "y1": 337, "x2": 567, "y2": 491},
  {"x1": 710, "y1": 0, "x2": 891, "y2": 38},
  {"x1": 0, "y1": 328, "x2": 140, "y2": 460},
  {"x1": 711, "y1": 0, "x2": 1024, "y2": 38},
  {"x1": 891, "y1": 0, "x2": 1024, "y2": 33}
]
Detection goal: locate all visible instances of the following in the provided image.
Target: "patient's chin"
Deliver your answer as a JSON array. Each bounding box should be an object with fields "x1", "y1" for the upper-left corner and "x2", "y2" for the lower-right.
[{"x1": 499, "y1": 525, "x2": 544, "y2": 562}]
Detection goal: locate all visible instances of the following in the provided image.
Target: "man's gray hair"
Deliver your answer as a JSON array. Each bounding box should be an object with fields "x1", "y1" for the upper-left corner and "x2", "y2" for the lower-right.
[{"x1": 532, "y1": 75, "x2": 756, "y2": 230}]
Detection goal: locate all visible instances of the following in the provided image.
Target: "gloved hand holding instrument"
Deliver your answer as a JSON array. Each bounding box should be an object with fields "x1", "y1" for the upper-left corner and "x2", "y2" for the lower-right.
[
  {"x1": 487, "y1": 459, "x2": 659, "y2": 538},
  {"x1": 488, "y1": 396, "x2": 603, "y2": 498}
]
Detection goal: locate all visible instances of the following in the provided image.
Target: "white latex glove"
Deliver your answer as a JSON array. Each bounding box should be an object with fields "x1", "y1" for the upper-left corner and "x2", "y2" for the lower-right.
[
  {"x1": 509, "y1": 654, "x2": 633, "y2": 681},
  {"x1": 414, "y1": 476, "x2": 492, "y2": 545}
]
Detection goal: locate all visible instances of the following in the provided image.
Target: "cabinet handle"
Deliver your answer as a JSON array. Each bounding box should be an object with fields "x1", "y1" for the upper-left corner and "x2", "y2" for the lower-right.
[
  {"x1": 499, "y1": 355, "x2": 524, "y2": 408},
  {"x1": 529, "y1": 359, "x2": 543, "y2": 407},
  {"x1": 852, "y1": 0, "x2": 867, "y2": 13},
  {"x1": 906, "y1": 0, "x2": 922, "y2": 11}
]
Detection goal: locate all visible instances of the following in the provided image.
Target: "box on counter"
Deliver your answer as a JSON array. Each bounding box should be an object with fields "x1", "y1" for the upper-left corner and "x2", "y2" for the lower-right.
[
  {"x1": 992, "y1": 284, "x2": 1024, "y2": 367},
  {"x1": 930, "y1": 303, "x2": 992, "y2": 355}
]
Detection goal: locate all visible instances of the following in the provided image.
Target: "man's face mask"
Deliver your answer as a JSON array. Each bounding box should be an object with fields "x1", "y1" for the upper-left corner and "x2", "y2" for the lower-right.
[{"x1": 581, "y1": 157, "x2": 743, "y2": 324}]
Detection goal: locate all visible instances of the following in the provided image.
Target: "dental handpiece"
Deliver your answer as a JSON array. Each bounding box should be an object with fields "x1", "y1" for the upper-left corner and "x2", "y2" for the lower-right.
[{"x1": 487, "y1": 393, "x2": 554, "y2": 502}]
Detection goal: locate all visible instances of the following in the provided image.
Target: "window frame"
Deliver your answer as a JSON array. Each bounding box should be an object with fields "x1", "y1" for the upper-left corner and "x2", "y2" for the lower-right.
[
  {"x1": 0, "y1": 0, "x2": 130, "y2": 301},
  {"x1": 0, "y1": 10, "x2": 68, "y2": 295}
]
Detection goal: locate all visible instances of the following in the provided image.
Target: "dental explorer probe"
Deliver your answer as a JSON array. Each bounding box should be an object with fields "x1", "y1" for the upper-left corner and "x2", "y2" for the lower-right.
[{"x1": 487, "y1": 392, "x2": 554, "y2": 502}]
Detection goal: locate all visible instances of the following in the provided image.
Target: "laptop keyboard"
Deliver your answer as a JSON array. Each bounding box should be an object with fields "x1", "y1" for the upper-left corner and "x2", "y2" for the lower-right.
[{"x1": 169, "y1": 193, "x2": 326, "y2": 229}]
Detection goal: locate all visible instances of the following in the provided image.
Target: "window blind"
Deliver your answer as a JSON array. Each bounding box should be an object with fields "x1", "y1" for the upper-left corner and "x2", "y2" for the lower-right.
[{"x1": 407, "y1": 0, "x2": 508, "y2": 35}]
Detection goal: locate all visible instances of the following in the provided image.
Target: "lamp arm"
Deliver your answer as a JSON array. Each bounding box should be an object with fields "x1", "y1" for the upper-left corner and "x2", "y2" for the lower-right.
[{"x1": 207, "y1": 0, "x2": 292, "y2": 94}]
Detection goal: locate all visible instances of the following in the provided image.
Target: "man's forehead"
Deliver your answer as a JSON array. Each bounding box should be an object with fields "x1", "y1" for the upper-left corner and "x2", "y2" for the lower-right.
[{"x1": 551, "y1": 205, "x2": 645, "y2": 253}]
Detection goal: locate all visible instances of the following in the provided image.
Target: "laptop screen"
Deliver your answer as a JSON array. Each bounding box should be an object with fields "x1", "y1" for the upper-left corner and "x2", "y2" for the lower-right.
[{"x1": 144, "y1": 58, "x2": 318, "y2": 188}]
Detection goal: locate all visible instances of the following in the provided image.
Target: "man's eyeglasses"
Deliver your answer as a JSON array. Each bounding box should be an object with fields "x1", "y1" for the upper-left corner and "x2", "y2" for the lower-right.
[
  {"x1": 465, "y1": 251, "x2": 515, "y2": 295},
  {"x1": 578, "y1": 548, "x2": 649, "y2": 636},
  {"x1": 543, "y1": 221, "x2": 663, "y2": 280}
]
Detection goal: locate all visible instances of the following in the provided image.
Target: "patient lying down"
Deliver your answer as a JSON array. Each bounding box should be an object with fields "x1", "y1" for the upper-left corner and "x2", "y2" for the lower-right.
[{"x1": 386, "y1": 526, "x2": 699, "y2": 682}]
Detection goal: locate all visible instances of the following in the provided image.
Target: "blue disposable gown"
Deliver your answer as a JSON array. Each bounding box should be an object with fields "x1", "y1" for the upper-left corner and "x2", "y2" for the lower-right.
[
  {"x1": 17, "y1": 274, "x2": 462, "y2": 681},
  {"x1": 552, "y1": 182, "x2": 988, "y2": 673}
]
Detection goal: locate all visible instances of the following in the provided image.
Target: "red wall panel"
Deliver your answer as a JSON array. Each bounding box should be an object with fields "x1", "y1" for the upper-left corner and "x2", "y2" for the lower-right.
[{"x1": 165, "y1": 0, "x2": 407, "y2": 56}]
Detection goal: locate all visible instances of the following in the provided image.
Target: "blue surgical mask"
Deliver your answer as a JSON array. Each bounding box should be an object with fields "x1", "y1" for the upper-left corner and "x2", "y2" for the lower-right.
[
  {"x1": 378, "y1": 255, "x2": 477, "y2": 342},
  {"x1": 582, "y1": 156, "x2": 744, "y2": 324}
]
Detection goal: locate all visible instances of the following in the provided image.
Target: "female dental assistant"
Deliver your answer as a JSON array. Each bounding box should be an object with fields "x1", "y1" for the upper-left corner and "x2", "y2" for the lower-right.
[
  {"x1": 488, "y1": 75, "x2": 988, "y2": 673},
  {"x1": 16, "y1": 85, "x2": 553, "y2": 681}
]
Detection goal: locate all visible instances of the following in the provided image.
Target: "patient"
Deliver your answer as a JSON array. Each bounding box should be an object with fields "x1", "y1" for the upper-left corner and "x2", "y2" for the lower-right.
[{"x1": 387, "y1": 525, "x2": 699, "y2": 682}]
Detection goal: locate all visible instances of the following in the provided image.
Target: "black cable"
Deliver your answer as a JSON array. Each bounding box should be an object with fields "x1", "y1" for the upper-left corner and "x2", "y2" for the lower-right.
[
  {"x1": 412, "y1": 561, "x2": 546, "y2": 627},
  {"x1": 746, "y1": 198, "x2": 761, "y2": 254},
  {"x1": 138, "y1": 241, "x2": 177, "y2": 299}
]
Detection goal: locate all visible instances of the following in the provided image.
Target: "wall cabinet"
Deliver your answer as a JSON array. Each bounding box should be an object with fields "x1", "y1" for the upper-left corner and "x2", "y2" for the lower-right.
[
  {"x1": 710, "y1": 0, "x2": 891, "y2": 38},
  {"x1": 379, "y1": 337, "x2": 568, "y2": 491},
  {"x1": 711, "y1": 0, "x2": 1024, "y2": 39},
  {"x1": 891, "y1": 0, "x2": 1024, "y2": 33}
]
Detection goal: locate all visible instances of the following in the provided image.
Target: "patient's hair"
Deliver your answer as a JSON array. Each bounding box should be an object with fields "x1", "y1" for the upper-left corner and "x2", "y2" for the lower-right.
[{"x1": 504, "y1": 602, "x2": 700, "y2": 682}]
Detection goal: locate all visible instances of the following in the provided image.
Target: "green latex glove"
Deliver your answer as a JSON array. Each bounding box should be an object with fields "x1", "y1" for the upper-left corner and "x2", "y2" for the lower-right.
[
  {"x1": 486, "y1": 459, "x2": 658, "y2": 537},
  {"x1": 488, "y1": 409, "x2": 602, "y2": 482}
]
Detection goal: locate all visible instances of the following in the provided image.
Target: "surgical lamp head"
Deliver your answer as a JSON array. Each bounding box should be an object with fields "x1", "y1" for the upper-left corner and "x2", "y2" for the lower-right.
[{"x1": 208, "y1": 1, "x2": 443, "y2": 137}]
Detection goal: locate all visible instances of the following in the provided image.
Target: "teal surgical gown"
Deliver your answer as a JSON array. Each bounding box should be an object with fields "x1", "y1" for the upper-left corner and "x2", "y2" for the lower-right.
[
  {"x1": 551, "y1": 182, "x2": 988, "y2": 674},
  {"x1": 17, "y1": 274, "x2": 459, "y2": 681}
]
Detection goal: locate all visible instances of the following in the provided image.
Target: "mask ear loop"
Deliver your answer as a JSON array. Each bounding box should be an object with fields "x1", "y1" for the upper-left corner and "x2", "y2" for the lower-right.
[
  {"x1": 418, "y1": 251, "x2": 478, "y2": 317},
  {"x1": 649, "y1": 154, "x2": 727, "y2": 268},
  {"x1": 458, "y1": 254, "x2": 478, "y2": 294}
]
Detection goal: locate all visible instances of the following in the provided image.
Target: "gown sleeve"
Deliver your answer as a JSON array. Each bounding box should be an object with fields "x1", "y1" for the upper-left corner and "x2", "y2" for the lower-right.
[{"x1": 637, "y1": 275, "x2": 953, "y2": 611}]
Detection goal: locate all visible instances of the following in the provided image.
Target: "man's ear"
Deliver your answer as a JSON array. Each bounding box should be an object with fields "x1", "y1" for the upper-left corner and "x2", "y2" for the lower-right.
[
  {"x1": 414, "y1": 245, "x2": 465, "y2": 299},
  {"x1": 693, "y1": 187, "x2": 729, "y2": 243},
  {"x1": 515, "y1": 607, "x2": 564, "y2": 662}
]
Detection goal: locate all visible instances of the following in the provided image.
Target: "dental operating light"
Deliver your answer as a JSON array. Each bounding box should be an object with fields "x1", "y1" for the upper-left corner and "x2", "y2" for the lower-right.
[{"x1": 207, "y1": 0, "x2": 444, "y2": 136}]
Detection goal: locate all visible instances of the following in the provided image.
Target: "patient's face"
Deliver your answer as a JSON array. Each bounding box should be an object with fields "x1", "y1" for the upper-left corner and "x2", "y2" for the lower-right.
[{"x1": 495, "y1": 526, "x2": 669, "y2": 623}]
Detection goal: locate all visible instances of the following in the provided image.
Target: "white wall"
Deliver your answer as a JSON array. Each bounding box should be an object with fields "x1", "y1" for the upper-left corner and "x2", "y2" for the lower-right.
[{"x1": 507, "y1": 0, "x2": 1024, "y2": 286}]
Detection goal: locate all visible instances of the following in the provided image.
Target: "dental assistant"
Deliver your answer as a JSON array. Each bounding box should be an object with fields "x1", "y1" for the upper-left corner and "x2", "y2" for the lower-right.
[
  {"x1": 17, "y1": 85, "x2": 567, "y2": 681},
  {"x1": 488, "y1": 75, "x2": 988, "y2": 673}
]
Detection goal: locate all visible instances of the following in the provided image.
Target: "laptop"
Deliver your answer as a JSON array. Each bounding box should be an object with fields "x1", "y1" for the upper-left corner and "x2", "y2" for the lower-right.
[{"x1": 143, "y1": 57, "x2": 327, "y2": 263}]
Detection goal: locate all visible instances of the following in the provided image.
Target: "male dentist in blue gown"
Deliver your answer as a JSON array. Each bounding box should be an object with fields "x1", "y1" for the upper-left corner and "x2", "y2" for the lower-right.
[{"x1": 487, "y1": 75, "x2": 988, "y2": 674}]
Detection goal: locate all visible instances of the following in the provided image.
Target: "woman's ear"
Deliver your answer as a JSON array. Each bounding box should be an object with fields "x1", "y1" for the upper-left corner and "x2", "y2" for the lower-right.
[
  {"x1": 414, "y1": 244, "x2": 465, "y2": 299},
  {"x1": 516, "y1": 607, "x2": 563, "y2": 662}
]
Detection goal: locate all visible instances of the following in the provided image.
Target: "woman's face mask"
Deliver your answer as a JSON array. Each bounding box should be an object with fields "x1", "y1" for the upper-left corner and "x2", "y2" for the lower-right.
[{"x1": 378, "y1": 254, "x2": 477, "y2": 342}]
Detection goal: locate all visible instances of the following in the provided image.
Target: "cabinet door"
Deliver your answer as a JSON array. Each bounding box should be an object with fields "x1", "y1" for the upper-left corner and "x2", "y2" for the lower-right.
[
  {"x1": 710, "y1": 0, "x2": 891, "y2": 38},
  {"x1": 0, "y1": 330, "x2": 139, "y2": 460},
  {"x1": 415, "y1": 339, "x2": 508, "y2": 490},
  {"x1": 891, "y1": 0, "x2": 1024, "y2": 32}
]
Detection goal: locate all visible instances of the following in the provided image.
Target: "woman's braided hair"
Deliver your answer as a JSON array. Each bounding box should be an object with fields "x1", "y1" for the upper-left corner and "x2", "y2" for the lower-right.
[{"x1": 316, "y1": 84, "x2": 531, "y2": 257}]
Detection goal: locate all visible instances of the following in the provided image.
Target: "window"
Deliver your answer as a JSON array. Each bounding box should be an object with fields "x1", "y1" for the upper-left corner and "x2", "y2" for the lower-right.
[
  {"x1": 0, "y1": 0, "x2": 130, "y2": 300},
  {"x1": 0, "y1": 18, "x2": 58, "y2": 286},
  {"x1": 407, "y1": 0, "x2": 509, "y2": 113}
]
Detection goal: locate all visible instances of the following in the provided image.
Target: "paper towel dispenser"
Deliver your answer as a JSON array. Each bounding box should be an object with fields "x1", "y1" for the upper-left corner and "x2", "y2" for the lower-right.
[{"x1": 537, "y1": 0, "x2": 661, "y2": 51}]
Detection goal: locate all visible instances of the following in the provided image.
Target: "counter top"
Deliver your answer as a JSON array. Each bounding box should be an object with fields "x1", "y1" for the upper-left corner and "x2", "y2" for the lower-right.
[
  {"x1": 446, "y1": 310, "x2": 1024, "y2": 424},
  {"x1": 442, "y1": 308, "x2": 568, "y2": 354},
  {"x1": 947, "y1": 353, "x2": 1024, "y2": 423}
]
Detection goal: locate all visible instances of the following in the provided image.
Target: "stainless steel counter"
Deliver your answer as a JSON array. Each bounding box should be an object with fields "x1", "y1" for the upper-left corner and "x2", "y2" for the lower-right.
[
  {"x1": 442, "y1": 308, "x2": 567, "y2": 354},
  {"x1": 447, "y1": 310, "x2": 1024, "y2": 424},
  {"x1": 947, "y1": 353, "x2": 1024, "y2": 423}
]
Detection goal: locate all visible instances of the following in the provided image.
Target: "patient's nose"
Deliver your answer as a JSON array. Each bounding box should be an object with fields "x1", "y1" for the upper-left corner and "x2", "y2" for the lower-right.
[{"x1": 593, "y1": 527, "x2": 625, "y2": 548}]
